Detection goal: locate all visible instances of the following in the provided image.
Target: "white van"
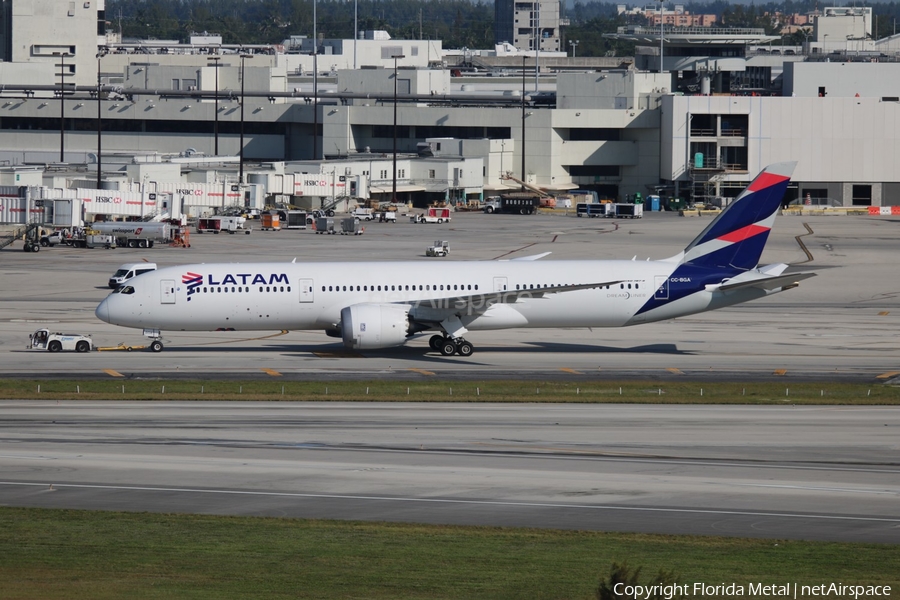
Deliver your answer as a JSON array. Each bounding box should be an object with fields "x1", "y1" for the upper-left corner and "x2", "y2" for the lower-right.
[{"x1": 108, "y1": 262, "x2": 157, "y2": 289}]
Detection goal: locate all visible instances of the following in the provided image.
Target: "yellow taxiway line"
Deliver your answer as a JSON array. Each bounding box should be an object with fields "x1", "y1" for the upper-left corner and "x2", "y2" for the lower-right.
[
  {"x1": 103, "y1": 369, "x2": 124, "y2": 378},
  {"x1": 408, "y1": 368, "x2": 435, "y2": 376},
  {"x1": 261, "y1": 368, "x2": 282, "y2": 377}
]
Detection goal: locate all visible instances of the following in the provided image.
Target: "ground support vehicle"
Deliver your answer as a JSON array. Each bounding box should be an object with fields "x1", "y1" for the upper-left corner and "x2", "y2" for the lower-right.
[
  {"x1": 39, "y1": 231, "x2": 66, "y2": 247},
  {"x1": 28, "y1": 329, "x2": 93, "y2": 353},
  {"x1": 613, "y1": 204, "x2": 643, "y2": 219},
  {"x1": 425, "y1": 240, "x2": 449, "y2": 257},
  {"x1": 91, "y1": 222, "x2": 171, "y2": 248},
  {"x1": 96, "y1": 342, "x2": 148, "y2": 352},
  {"x1": 576, "y1": 203, "x2": 613, "y2": 218},
  {"x1": 67, "y1": 229, "x2": 116, "y2": 249},
  {"x1": 277, "y1": 210, "x2": 308, "y2": 229},
  {"x1": 340, "y1": 218, "x2": 363, "y2": 235},
  {"x1": 483, "y1": 194, "x2": 540, "y2": 215},
  {"x1": 197, "y1": 216, "x2": 248, "y2": 234},
  {"x1": 411, "y1": 214, "x2": 440, "y2": 224},
  {"x1": 108, "y1": 262, "x2": 158, "y2": 288},
  {"x1": 260, "y1": 213, "x2": 281, "y2": 231},
  {"x1": 315, "y1": 217, "x2": 336, "y2": 234},
  {"x1": 16, "y1": 224, "x2": 41, "y2": 252},
  {"x1": 352, "y1": 207, "x2": 375, "y2": 221},
  {"x1": 196, "y1": 218, "x2": 222, "y2": 234},
  {"x1": 306, "y1": 209, "x2": 336, "y2": 225},
  {"x1": 375, "y1": 211, "x2": 397, "y2": 223}
]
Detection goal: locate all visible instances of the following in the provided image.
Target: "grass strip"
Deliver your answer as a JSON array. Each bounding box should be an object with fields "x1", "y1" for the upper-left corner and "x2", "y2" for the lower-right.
[
  {"x1": 0, "y1": 378, "x2": 898, "y2": 404},
  {"x1": 1, "y1": 507, "x2": 897, "y2": 600}
]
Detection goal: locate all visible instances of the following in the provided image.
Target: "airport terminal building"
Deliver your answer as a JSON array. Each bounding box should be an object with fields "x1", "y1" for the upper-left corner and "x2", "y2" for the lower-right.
[{"x1": 0, "y1": 0, "x2": 899, "y2": 225}]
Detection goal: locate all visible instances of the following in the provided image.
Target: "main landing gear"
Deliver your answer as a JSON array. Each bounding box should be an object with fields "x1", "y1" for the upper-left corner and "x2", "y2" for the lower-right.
[{"x1": 429, "y1": 334, "x2": 474, "y2": 357}]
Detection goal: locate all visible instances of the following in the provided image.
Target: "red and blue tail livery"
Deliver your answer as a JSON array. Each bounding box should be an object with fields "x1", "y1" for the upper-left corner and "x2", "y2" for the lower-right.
[
  {"x1": 96, "y1": 163, "x2": 814, "y2": 356},
  {"x1": 681, "y1": 162, "x2": 795, "y2": 271}
]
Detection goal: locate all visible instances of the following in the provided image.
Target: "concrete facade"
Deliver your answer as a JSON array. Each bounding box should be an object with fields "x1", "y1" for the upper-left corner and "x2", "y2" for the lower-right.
[{"x1": 661, "y1": 93, "x2": 900, "y2": 205}]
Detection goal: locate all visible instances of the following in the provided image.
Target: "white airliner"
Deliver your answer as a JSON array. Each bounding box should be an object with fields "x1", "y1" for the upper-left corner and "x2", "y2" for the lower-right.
[{"x1": 96, "y1": 162, "x2": 814, "y2": 356}]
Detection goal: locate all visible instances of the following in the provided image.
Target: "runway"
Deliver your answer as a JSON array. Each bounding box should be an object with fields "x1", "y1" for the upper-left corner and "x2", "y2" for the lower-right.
[{"x1": 1, "y1": 401, "x2": 898, "y2": 543}]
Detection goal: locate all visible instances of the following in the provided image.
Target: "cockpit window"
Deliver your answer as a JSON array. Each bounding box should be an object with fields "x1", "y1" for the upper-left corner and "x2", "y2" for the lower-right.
[{"x1": 114, "y1": 286, "x2": 135, "y2": 295}]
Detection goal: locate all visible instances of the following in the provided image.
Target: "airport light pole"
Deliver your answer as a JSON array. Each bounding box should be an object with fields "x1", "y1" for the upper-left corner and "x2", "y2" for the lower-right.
[
  {"x1": 239, "y1": 53, "x2": 253, "y2": 184},
  {"x1": 569, "y1": 39, "x2": 579, "y2": 58},
  {"x1": 521, "y1": 55, "x2": 526, "y2": 190},
  {"x1": 54, "y1": 51, "x2": 68, "y2": 163},
  {"x1": 391, "y1": 54, "x2": 405, "y2": 203},
  {"x1": 208, "y1": 56, "x2": 221, "y2": 155},
  {"x1": 658, "y1": 0, "x2": 665, "y2": 74},
  {"x1": 96, "y1": 48, "x2": 107, "y2": 190},
  {"x1": 312, "y1": 50, "x2": 318, "y2": 159}
]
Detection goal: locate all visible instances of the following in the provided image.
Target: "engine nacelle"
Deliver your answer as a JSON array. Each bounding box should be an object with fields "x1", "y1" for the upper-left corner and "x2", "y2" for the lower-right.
[{"x1": 340, "y1": 303, "x2": 411, "y2": 350}]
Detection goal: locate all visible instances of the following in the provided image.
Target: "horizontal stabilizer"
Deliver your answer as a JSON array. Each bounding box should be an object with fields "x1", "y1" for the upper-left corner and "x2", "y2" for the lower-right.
[{"x1": 714, "y1": 271, "x2": 816, "y2": 292}]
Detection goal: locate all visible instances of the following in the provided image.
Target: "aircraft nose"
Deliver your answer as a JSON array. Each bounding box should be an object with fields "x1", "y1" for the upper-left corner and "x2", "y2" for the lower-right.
[{"x1": 95, "y1": 297, "x2": 110, "y2": 323}]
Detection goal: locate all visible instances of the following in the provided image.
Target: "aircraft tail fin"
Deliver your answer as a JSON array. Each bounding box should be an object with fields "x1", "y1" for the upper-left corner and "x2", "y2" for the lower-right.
[{"x1": 679, "y1": 162, "x2": 796, "y2": 272}]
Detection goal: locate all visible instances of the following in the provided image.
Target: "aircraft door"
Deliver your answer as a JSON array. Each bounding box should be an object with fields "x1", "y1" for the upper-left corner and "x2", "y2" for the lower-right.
[
  {"x1": 654, "y1": 275, "x2": 669, "y2": 300},
  {"x1": 298, "y1": 278, "x2": 314, "y2": 303},
  {"x1": 161, "y1": 280, "x2": 176, "y2": 304},
  {"x1": 493, "y1": 277, "x2": 508, "y2": 292}
]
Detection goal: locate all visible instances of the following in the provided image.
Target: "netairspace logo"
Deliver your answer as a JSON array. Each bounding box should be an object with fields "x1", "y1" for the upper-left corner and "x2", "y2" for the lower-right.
[{"x1": 613, "y1": 582, "x2": 892, "y2": 599}]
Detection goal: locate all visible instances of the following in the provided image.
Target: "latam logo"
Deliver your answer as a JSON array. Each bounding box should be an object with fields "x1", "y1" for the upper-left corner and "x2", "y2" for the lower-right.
[
  {"x1": 182, "y1": 271, "x2": 203, "y2": 301},
  {"x1": 183, "y1": 272, "x2": 291, "y2": 300}
]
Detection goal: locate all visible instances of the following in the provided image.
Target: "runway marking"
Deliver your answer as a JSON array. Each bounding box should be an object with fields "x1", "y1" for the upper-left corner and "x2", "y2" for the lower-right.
[
  {"x1": 261, "y1": 368, "x2": 282, "y2": 377},
  {"x1": 773, "y1": 369, "x2": 787, "y2": 376},
  {"x1": 878, "y1": 311, "x2": 890, "y2": 316},
  {"x1": 727, "y1": 482, "x2": 899, "y2": 496},
  {"x1": 876, "y1": 371, "x2": 900, "y2": 379},
  {"x1": 103, "y1": 369, "x2": 124, "y2": 378},
  {"x1": 666, "y1": 368, "x2": 684, "y2": 375},
  {"x1": 408, "y1": 368, "x2": 435, "y2": 376},
  {"x1": 2, "y1": 481, "x2": 897, "y2": 524},
  {"x1": 559, "y1": 368, "x2": 582, "y2": 375}
]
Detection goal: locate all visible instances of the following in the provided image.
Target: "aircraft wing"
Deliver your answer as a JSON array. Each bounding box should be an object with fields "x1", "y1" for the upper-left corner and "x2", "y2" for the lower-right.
[
  {"x1": 714, "y1": 271, "x2": 816, "y2": 292},
  {"x1": 407, "y1": 280, "x2": 623, "y2": 322}
]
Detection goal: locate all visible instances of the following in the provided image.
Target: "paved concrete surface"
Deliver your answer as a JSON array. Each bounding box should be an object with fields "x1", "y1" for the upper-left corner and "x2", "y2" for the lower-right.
[
  {"x1": 0, "y1": 401, "x2": 898, "y2": 542},
  {"x1": 1, "y1": 210, "x2": 898, "y2": 381},
  {"x1": 2, "y1": 211, "x2": 899, "y2": 540}
]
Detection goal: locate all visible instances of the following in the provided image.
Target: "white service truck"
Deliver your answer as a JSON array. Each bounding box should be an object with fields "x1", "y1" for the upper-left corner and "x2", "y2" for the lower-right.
[{"x1": 28, "y1": 329, "x2": 93, "y2": 353}]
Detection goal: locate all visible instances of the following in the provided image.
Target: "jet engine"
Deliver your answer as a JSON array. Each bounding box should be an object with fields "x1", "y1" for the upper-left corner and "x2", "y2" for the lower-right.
[{"x1": 340, "y1": 303, "x2": 411, "y2": 350}]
